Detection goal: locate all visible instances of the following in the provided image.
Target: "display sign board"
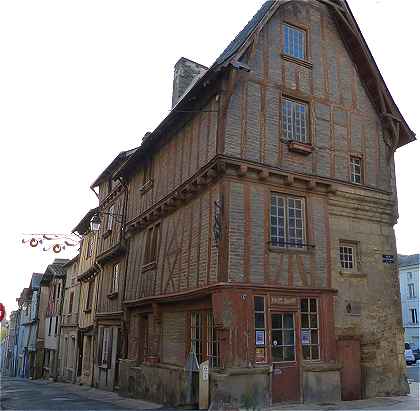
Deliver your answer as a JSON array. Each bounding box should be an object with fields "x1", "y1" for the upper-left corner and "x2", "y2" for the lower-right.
[
  {"x1": 301, "y1": 330, "x2": 311, "y2": 345},
  {"x1": 383, "y1": 255, "x2": 395, "y2": 264},
  {"x1": 256, "y1": 330, "x2": 265, "y2": 346}
]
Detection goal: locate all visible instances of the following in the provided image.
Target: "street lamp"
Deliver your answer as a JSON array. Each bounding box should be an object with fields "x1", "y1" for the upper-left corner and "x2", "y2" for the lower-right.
[{"x1": 89, "y1": 211, "x2": 124, "y2": 232}]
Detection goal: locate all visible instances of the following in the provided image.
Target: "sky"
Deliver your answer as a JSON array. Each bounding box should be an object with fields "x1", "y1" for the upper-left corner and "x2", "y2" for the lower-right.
[{"x1": 0, "y1": 0, "x2": 419, "y2": 319}]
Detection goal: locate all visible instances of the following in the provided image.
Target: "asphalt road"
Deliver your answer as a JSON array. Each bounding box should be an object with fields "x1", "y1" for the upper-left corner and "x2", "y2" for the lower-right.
[{"x1": 0, "y1": 376, "x2": 162, "y2": 411}]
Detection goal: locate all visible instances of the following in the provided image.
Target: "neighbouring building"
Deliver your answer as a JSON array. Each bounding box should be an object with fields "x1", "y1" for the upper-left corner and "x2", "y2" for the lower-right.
[
  {"x1": 58, "y1": 256, "x2": 81, "y2": 383},
  {"x1": 399, "y1": 254, "x2": 420, "y2": 350},
  {"x1": 16, "y1": 273, "x2": 43, "y2": 379},
  {"x1": 39, "y1": 259, "x2": 69, "y2": 379},
  {"x1": 1, "y1": 311, "x2": 20, "y2": 376},
  {"x1": 110, "y1": 0, "x2": 415, "y2": 407},
  {"x1": 74, "y1": 209, "x2": 99, "y2": 387}
]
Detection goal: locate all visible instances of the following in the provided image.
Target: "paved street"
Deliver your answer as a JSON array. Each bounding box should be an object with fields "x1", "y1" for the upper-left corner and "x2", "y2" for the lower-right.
[
  {"x1": 0, "y1": 376, "x2": 162, "y2": 410},
  {"x1": 407, "y1": 362, "x2": 420, "y2": 383}
]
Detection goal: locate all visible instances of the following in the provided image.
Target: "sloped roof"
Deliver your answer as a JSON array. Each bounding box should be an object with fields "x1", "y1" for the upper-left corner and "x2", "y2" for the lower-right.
[
  {"x1": 41, "y1": 259, "x2": 69, "y2": 285},
  {"x1": 399, "y1": 254, "x2": 420, "y2": 268},
  {"x1": 116, "y1": 0, "x2": 415, "y2": 178},
  {"x1": 90, "y1": 148, "x2": 137, "y2": 189},
  {"x1": 72, "y1": 207, "x2": 99, "y2": 235}
]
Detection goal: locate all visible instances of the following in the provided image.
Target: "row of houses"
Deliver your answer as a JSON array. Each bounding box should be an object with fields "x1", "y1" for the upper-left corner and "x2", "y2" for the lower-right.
[{"x1": 0, "y1": 0, "x2": 416, "y2": 407}]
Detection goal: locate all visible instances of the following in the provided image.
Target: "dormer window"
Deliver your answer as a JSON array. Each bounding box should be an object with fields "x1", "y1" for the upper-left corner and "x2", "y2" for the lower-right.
[{"x1": 283, "y1": 24, "x2": 306, "y2": 60}]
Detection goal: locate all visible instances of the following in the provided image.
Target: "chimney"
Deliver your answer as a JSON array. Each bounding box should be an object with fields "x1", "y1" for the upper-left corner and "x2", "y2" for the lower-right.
[{"x1": 172, "y1": 57, "x2": 208, "y2": 108}]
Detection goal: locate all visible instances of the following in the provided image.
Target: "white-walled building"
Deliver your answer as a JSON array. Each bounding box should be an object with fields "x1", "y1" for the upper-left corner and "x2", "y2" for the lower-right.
[{"x1": 399, "y1": 254, "x2": 420, "y2": 349}]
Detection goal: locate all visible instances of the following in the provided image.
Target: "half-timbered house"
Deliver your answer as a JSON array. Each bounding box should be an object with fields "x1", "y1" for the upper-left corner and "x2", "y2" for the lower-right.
[
  {"x1": 74, "y1": 209, "x2": 100, "y2": 386},
  {"x1": 39, "y1": 259, "x2": 69, "y2": 380},
  {"x1": 58, "y1": 256, "x2": 80, "y2": 383},
  {"x1": 90, "y1": 149, "x2": 135, "y2": 390}
]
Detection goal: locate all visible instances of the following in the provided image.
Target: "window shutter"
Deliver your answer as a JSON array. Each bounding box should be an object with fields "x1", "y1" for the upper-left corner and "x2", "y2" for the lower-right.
[
  {"x1": 97, "y1": 327, "x2": 104, "y2": 365},
  {"x1": 107, "y1": 329, "x2": 113, "y2": 369}
]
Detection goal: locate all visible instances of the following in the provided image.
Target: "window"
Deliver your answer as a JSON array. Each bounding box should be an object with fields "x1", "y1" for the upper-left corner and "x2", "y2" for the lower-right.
[
  {"x1": 408, "y1": 283, "x2": 416, "y2": 299},
  {"x1": 191, "y1": 312, "x2": 204, "y2": 364},
  {"x1": 143, "y1": 159, "x2": 153, "y2": 185},
  {"x1": 254, "y1": 296, "x2": 267, "y2": 363},
  {"x1": 350, "y1": 156, "x2": 363, "y2": 184},
  {"x1": 57, "y1": 284, "x2": 61, "y2": 300},
  {"x1": 54, "y1": 316, "x2": 59, "y2": 336},
  {"x1": 207, "y1": 313, "x2": 220, "y2": 369},
  {"x1": 68, "y1": 292, "x2": 74, "y2": 314},
  {"x1": 98, "y1": 327, "x2": 112, "y2": 368},
  {"x1": 85, "y1": 280, "x2": 93, "y2": 311},
  {"x1": 408, "y1": 272, "x2": 413, "y2": 281},
  {"x1": 301, "y1": 298, "x2": 320, "y2": 361},
  {"x1": 107, "y1": 205, "x2": 115, "y2": 231},
  {"x1": 189, "y1": 311, "x2": 220, "y2": 368},
  {"x1": 48, "y1": 317, "x2": 53, "y2": 336},
  {"x1": 271, "y1": 313, "x2": 295, "y2": 362},
  {"x1": 86, "y1": 237, "x2": 94, "y2": 258},
  {"x1": 410, "y1": 308, "x2": 418, "y2": 324},
  {"x1": 270, "y1": 194, "x2": 305, "y2": 249},
  {"x1": 283, "y1": 24, "x2": 306, "y2": 60},
  {"x1": 282, "y1": 98, "x2": 308, "y2": 143},
  {"x1": 111, "y1": 264, "x2": 119, "y2": 293},
  {"x1": 143, "y1": 223, "x2": 161, "y2": 265},
  {"x1": 339, "y1": 244, "x2": 355, "y2": 270}
]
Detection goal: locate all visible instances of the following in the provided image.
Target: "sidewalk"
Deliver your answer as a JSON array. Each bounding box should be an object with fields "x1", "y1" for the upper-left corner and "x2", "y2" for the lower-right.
[
  {"x1": 270, "y1": 383, "x2": 419, "y2": 411},
  {"x1": 28, "y1": 378, "x2": 163, "y2": 410}
]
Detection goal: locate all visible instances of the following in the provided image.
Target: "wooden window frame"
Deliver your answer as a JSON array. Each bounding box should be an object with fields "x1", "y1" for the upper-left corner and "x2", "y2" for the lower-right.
[
  {"x1": 350, "y1": 155, "x2": 363, "y2": 185},
  {"x1": 270, "y1": 193, "x2": 307, "y2": 250},
  {"x1": 282, "y1": 22, "x2": 308, "y2": 62},
  {"x1": 300, "y1": 298, "x2": 320, "y2": 362},
  {"x1": 68, "y1": 291, "x2": 74, "y2": 314},
  {"x1": 86, "y1": 237, "x2": 94, "y2": 259},
  {"x1": 110, "y1": 263, "x2": 120, "y2": 294},
  {"x1": 271, "y1": 312, "x2": 297, "y2": 363},
  {"x1": 106, "y1": 204, "x2": 115, "y2": 232},
  {"x1": 85, "y1": 280, "x2": 93, "y2": 312},
  {"x1": 281, "y1": 96, "x2": 310, "y2": 145},
  {"x1": 339, "y1": 241, "x2": 360, "y2": 273},
  {"x1": 142, "y1": 223, "x2": 161, "y2": 269}
]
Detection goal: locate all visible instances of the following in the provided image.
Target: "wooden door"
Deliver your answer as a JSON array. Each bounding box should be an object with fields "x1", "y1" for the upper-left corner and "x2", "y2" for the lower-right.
[
  {"x1": 271, "y1": 312, "x2": 300, "y2": 403},
  {"x1": 337, "y1": 337, "x2": 361, "y2": 400}
]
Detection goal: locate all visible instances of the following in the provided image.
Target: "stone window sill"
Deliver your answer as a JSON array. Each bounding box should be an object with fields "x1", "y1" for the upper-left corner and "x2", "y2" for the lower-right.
[
  {"x1": 288, "y1": 141, "x2": 313, "y2": 155},
  {"x1": 339, "y1": 270, "x2": 366, "y2": 278},
  {"x1": 107, "y1": 292, "x2": 118, "y2": 300},
  {"x1": 281, "y1": 53, "x2": 313, "y2": 70},
  {"x1": 141, "y1": 262, "x2": 157, "y2": 273}
]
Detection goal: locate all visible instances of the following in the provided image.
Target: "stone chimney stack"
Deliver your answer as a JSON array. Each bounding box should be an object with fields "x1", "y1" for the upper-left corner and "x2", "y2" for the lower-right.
[{"x1": 172, "y1": 57, "x2": 208, "y2": 108}]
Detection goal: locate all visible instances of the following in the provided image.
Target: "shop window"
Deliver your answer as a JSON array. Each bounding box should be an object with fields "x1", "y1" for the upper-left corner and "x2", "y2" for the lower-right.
[
  {"x1": 271, "y1": 313, "x2": 296, "y2": 362},
  {"x1": 300, "y1": 298, "x2": 320, "y2": 361},
  {"x1": 254, "y1": 296, "x2": 267, "y2": 363},
  {"x1": 207, "y1": 312, "x2": 220, "y2": 369}
]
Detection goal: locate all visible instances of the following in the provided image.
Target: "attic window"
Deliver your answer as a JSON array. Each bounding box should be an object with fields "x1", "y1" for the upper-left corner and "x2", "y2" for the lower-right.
[{"x1": 283, "y1": 24, "x2": 306, "y2": 60}]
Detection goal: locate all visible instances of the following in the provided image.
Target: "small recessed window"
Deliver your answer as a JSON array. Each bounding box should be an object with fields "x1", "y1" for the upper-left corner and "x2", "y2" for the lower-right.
[
  {"x1": 283, "y1": 24, "x2": 306, "y2": 60},
  {"x1": 111, "y1": 263, "x2": 119, "y2": 293},
  {"x1": 340, "y1": 244, "x2": 355, "y2": 270},
  {"x1": 282, "y1": 98, "x2": 309, "y2": 143},
  {"x1": 350, "y1": 156, "x2": 363, "y2": 184}
]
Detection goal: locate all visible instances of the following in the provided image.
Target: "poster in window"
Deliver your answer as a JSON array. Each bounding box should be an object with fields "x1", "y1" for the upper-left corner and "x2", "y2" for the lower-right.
[
  {"x1": 255, "y1": 330, "x2": 265, "y2": 346},
  {"x1": 301, "y1": 329, "x2": 311, "y2": 345}
]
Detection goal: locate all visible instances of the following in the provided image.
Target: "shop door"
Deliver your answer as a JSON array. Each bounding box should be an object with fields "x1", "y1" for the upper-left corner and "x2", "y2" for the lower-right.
[{"x1": 271, "y1": 312, "x2": 299, "y2": 403}]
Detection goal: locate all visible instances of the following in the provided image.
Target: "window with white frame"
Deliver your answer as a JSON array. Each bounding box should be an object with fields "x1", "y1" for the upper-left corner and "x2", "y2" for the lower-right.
[
  {"x1": 407, "y1": 272, "x2": 413, "y2": 281},
  {"x1": 283, "y1": 24, "x2": 306, "y2": 60},
  {"x1": 282, "y1": 98, "x2": 308, "y2": 143},
  {"x1": 111, "y1": 263, "x2": 119, "y2": 293},
  {"x1": 350, "y1": 156, "x2": 363, "y2": 184},
  {"x1": 270, "y1": 194, "x2": 305, "y2": 249},
  {"x1": 410, "y1": 308, "x2": 418, "y2": 324},
  {"x1": 408, "y1": 283, "x2": 416, "y2": 299},
  {"x1": 339, "y1": 243, "x2": 358, "y2": 270}
]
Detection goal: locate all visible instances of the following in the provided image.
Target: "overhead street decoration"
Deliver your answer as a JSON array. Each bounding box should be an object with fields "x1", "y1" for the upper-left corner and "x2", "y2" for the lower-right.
[
  {"x1": 0, "y1": 303, "x2": 5, "y2": 321},
  {"x1": 22, "y1": 233, "x2": 81, "y2": 254}
]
